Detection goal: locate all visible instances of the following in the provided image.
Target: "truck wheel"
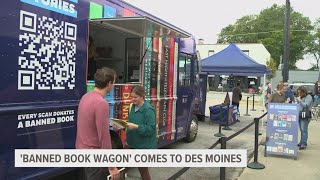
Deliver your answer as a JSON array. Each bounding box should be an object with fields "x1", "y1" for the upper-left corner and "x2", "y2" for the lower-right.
[{"x1": 184, "y1": 115, "x2": 198, "y2": 142}]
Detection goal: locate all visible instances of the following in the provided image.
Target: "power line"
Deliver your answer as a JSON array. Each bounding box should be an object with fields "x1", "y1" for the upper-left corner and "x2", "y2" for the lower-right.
[{"x1": 220, "y1": 29, "x2": 317, "y2": 37}]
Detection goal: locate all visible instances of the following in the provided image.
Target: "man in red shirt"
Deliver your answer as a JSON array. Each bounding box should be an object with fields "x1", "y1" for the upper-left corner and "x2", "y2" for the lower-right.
[{"x1": 76, "y1": 67, "x2": 119, "y2": 180}]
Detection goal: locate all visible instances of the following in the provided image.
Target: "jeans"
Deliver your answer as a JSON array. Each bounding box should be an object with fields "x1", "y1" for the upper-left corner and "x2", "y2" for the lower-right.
[
  {"x1": 298, "y1": 118, "x2": 310, "y2": 147},
  {"x1": 84, "y1": 167, "x2": 107, "y2": 180},
  {"x1": 314, "y1": 95, "x2": 319, "y2": 106}
]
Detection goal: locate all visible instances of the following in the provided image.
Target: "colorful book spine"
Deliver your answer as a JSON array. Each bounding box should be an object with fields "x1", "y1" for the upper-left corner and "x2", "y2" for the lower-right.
[
  {"x1": 171, "y1": 41, "x2": 179, "y2": 140},
  {"x1": 167, "y1": 37, "x2": 174, "y2": 140},
  {"x1": 105, "y1": 87, "x2": 115, "y2": 120},
  {"x1": 156, "y1": 35, "x2": 162, "y2": 139},
  {"x1": 162, "y1": 37, "x2": 170, "y2": 139},
  {"x1": 150, "y1": 37, "x2": 158, "y2": 108},
  {"x1": 121, "y1": 85, "x2": 132, "y2": 121},
  {"x1": 113, "y1": 85, "x2": 122, "y2": 119}
]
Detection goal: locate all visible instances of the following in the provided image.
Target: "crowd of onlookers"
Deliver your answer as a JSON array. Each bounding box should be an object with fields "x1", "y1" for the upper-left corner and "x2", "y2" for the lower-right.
[{"x1": 260, "y1": 81, "x2": 318, "y2": 151}]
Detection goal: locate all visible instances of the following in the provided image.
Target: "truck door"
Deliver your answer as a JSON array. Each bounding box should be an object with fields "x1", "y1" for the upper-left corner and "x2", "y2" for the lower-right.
[{"x1": 176, "y1": 53, "x2": 193, "y2": 140}]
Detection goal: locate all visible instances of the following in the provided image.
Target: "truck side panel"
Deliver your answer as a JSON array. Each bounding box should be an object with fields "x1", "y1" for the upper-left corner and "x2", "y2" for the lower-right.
[{"x1": 0, "y1": 0, "x2": 89, "y2": 179}]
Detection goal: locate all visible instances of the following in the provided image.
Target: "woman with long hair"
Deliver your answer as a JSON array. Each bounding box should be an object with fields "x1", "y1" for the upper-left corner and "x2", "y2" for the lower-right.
[
  {"x1": 296, "y1": 86, "x2": 313, "y2": 150},
  {"x1": 126, "y1": 85, "x2": 156, "y2": 180}
]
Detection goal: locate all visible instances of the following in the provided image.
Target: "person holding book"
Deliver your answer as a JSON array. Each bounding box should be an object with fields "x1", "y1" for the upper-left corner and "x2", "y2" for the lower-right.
[{"x1": 126, "y1": 85, "x2": 156, "y2": 180}]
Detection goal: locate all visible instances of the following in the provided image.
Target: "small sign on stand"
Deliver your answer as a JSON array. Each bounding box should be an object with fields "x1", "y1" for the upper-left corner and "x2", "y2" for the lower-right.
[{"x1": 265, "y1": 103, "x2": 299, "y2": 159}]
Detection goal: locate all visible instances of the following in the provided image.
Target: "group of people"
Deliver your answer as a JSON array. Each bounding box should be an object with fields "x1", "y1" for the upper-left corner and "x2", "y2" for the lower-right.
[
  {"x1": 264, "y1": 81, "x2": 314, "y2": 150},
  {"x1": 76, "y1": 67, "x2": 156, "y2": 180}
]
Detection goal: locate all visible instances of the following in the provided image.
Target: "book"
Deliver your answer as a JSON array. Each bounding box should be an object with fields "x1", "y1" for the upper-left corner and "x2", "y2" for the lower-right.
[{"x1": 112, "y1": 118, "x2": 128, "y2": 127}]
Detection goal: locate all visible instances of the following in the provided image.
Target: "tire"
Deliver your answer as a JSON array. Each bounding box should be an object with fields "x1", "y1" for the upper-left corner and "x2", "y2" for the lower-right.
[{"x1": 184, "y1": 114, "x2": 198, "y2": 142}]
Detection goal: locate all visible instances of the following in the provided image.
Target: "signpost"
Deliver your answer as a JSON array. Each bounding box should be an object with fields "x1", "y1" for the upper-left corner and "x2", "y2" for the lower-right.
[{"x1": 265, "y1": 103, "x2": 299, "y2": 159}]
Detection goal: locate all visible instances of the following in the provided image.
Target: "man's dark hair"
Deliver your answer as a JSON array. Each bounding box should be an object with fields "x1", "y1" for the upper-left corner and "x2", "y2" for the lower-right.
[{"x1": 94, "y1": 67, "x2": 116, "y2": 89}]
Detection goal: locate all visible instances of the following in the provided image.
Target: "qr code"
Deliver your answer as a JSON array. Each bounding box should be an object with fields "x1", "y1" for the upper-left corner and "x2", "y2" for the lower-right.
[{"x1": 18, "y1": 10, "x2": 77, "y2": 90}]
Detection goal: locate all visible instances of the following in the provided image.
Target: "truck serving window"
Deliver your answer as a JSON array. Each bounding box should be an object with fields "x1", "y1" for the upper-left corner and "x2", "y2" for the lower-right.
[{"x1": 88, "y1": 23, "x2": 141, "y2": 83}]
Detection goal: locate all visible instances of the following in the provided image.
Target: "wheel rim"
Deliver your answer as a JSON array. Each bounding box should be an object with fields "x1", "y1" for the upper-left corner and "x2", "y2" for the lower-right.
[{"x1": 189, "y1": 118, "x2": 198, "y2": 139}]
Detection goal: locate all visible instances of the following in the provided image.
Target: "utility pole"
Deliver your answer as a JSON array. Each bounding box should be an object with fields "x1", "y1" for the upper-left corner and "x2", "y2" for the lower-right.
[{"x1": 282, "y1": 0, "x2": 290, "y2": 82}]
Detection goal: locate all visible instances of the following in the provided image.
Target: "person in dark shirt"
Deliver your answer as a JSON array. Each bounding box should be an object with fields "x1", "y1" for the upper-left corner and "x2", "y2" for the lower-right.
[
  {"x1": 232, "y1": 81, "x2": 242, "y2": 122},
  {"x1": 269, "y1": 82, "x2": 286, "y2": 104},
  {"x1": 284, "y1": 82, "x2": 295, "y2": 103},
  {"x1": 264, "y1": 82, "x2": 272, "y2": 109},
  {"x1": 314, "y1": 81, "x2": 319, "y2": 106}
]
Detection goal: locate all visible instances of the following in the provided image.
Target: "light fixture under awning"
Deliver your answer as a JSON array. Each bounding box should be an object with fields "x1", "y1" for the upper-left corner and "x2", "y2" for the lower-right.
[{"x1": 90, "y1": 16, "x2": 191, "y2": 38}]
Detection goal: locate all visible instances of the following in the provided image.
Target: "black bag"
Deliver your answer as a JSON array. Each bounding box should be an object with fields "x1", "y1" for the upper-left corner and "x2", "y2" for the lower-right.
[
  {"x1": 239, "y1": 94, "x2": 242, "y2": 101},
  {"x1": 299, "y1": 109, "x2": 312, "y2": 119}
]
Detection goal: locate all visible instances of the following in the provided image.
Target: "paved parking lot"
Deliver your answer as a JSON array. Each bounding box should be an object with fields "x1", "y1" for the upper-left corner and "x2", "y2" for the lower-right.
[{"x1": 127, "y1": 91, "x2": 266, "y2": 180}]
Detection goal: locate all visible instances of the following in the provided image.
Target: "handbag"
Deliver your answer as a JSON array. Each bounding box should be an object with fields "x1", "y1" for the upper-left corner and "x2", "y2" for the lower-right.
[{"x1": 299, "y1": 109, "x2": 312, "y2": 119}]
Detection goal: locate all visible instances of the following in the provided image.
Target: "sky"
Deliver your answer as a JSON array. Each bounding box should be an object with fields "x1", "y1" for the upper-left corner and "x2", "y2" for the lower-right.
[
  {"x1": 123, "y1": 0, "x2": 320, "y2": 69},
  {"x1": 123, "y1": 0, "x2": 320, "y2": 44}
]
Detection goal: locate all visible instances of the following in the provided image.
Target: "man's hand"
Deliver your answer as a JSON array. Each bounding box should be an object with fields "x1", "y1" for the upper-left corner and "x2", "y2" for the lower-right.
[
  {"x1": 108, "y1": 167, "x2": 120, "y2": 180},
  {"x1": 126, "y1": 122, "x2": 139, "y2": 130}
]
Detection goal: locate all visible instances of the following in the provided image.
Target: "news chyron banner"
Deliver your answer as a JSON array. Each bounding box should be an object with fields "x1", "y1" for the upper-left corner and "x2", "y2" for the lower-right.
[
  {"x1": 266, "y1": 103, "x2": 299, "y2": 158},
  {"x1": 15, "y1": 149, "x2": 247, "y2": 168}
]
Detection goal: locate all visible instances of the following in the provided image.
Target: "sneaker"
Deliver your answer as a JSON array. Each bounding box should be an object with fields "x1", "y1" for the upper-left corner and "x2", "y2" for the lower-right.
[
  {"x1": 236, "y1": 119, "x2": 240, "y2": 122},
  {"x1": 299, "y1": 146, "x2": 306, "y2": 150}
]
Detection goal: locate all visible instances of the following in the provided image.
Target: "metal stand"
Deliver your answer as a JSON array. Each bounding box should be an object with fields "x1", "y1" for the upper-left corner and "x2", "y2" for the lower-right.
[
  {"x1": 247, "y1": 118, "x2": 265, "y2": 169},
  {"x1": 251, "y1": 93, "x2": 256, "y2": 111},
  {"x1": 244, "y1": 96, "x2": 250, "y2": 116},
  {"x1": 220, "y1": 137, "x2": 227, "y2": 180},
  {"x1": 215, "y1": 106, "x2": 225, "y2": 137},
  {"x1": 223, "y1": 106, "x2": 232, "y2": 130}
]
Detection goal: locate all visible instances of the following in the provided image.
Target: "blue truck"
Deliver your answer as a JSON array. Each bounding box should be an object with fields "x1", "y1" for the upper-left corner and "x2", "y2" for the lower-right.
[{"x1": 0, "y1": 0, "x2": 208, "y2": 179}]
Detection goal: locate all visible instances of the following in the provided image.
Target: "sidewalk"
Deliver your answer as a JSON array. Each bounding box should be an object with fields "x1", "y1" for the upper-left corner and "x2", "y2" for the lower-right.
[{"x1": 239, "y1": 120, "x2": 320, "y2": 180}]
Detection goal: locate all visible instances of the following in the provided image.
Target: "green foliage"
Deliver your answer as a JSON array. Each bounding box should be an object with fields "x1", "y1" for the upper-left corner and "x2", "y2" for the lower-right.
[
  {"x1": 305, "y1": 18, "x2": 320, "y2": 69},
  {"x1": 217, "y1": 4, "x2": 313, "y2": 70},
  {"x1": 266, "y1": 57, "x2": 277, "y2": 78}
]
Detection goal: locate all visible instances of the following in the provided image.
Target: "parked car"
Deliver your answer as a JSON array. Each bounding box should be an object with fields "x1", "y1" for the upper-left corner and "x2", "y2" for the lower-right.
[{"x1": 289, "y1": 83, "x2": 319, "y2": 95}]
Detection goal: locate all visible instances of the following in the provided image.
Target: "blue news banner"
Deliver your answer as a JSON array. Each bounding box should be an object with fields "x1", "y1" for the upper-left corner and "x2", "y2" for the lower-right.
[{"x1": 266, "y1": 103, "x2": 299, "y2": 157}]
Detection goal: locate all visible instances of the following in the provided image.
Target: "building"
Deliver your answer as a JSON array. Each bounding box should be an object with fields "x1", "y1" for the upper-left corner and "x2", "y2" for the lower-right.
[
  {"x1": 272, "y1": 70, "x2": 319, "y2": 92},
  {"x1": 197, "y1": 42, "x2": 271, "y2": 92}
]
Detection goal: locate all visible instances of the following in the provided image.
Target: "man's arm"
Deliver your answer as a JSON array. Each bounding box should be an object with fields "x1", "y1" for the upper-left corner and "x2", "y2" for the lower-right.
[{"x1": 95, "y1": 101, "x2": 112, "y2": 149}]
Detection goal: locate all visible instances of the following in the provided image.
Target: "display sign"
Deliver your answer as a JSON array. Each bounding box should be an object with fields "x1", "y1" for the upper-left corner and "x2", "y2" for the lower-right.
[{"x1": 265, "y1": 103, "x2": 299, "y2": 158}]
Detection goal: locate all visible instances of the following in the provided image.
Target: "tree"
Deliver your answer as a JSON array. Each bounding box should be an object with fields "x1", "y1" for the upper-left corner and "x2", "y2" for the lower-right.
[
  {"x1": 266, "y1": 57, "x2": 277, "y2": 77},
  {"x1": 306, "y1": 18, "x2": 320, "y2": 69},
  {"x1": 217, "y1": 4, "x2": 313, "y2": 71}
]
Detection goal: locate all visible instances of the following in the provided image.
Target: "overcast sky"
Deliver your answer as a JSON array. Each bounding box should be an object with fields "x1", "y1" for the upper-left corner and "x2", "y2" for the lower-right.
[{"x1": 123, "y1": 0, "x2": 320, "y2": 44}]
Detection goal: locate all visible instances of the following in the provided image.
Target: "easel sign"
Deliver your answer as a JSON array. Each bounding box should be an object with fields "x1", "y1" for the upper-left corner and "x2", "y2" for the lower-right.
[
  {"x1": 223, "y1": 92, "x2": 233, "y2": 106},
  {"x1": 265, "y1": 103, "x2": 299, "y2": 159}
]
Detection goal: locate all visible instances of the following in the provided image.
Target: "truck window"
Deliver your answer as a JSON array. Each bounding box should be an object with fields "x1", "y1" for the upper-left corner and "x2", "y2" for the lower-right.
[
  {"x1": 179, "y1": 53, "x2": 191, "y2": 86},
  {"x1": 194, "y1": 59, "x2": 199, "y2": 85}
]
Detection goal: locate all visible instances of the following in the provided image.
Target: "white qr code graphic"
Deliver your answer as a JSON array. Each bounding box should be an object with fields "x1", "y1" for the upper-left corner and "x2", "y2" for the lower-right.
[{"x1": 18, "y1": 10, "x2": 77, "y2": 90}]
